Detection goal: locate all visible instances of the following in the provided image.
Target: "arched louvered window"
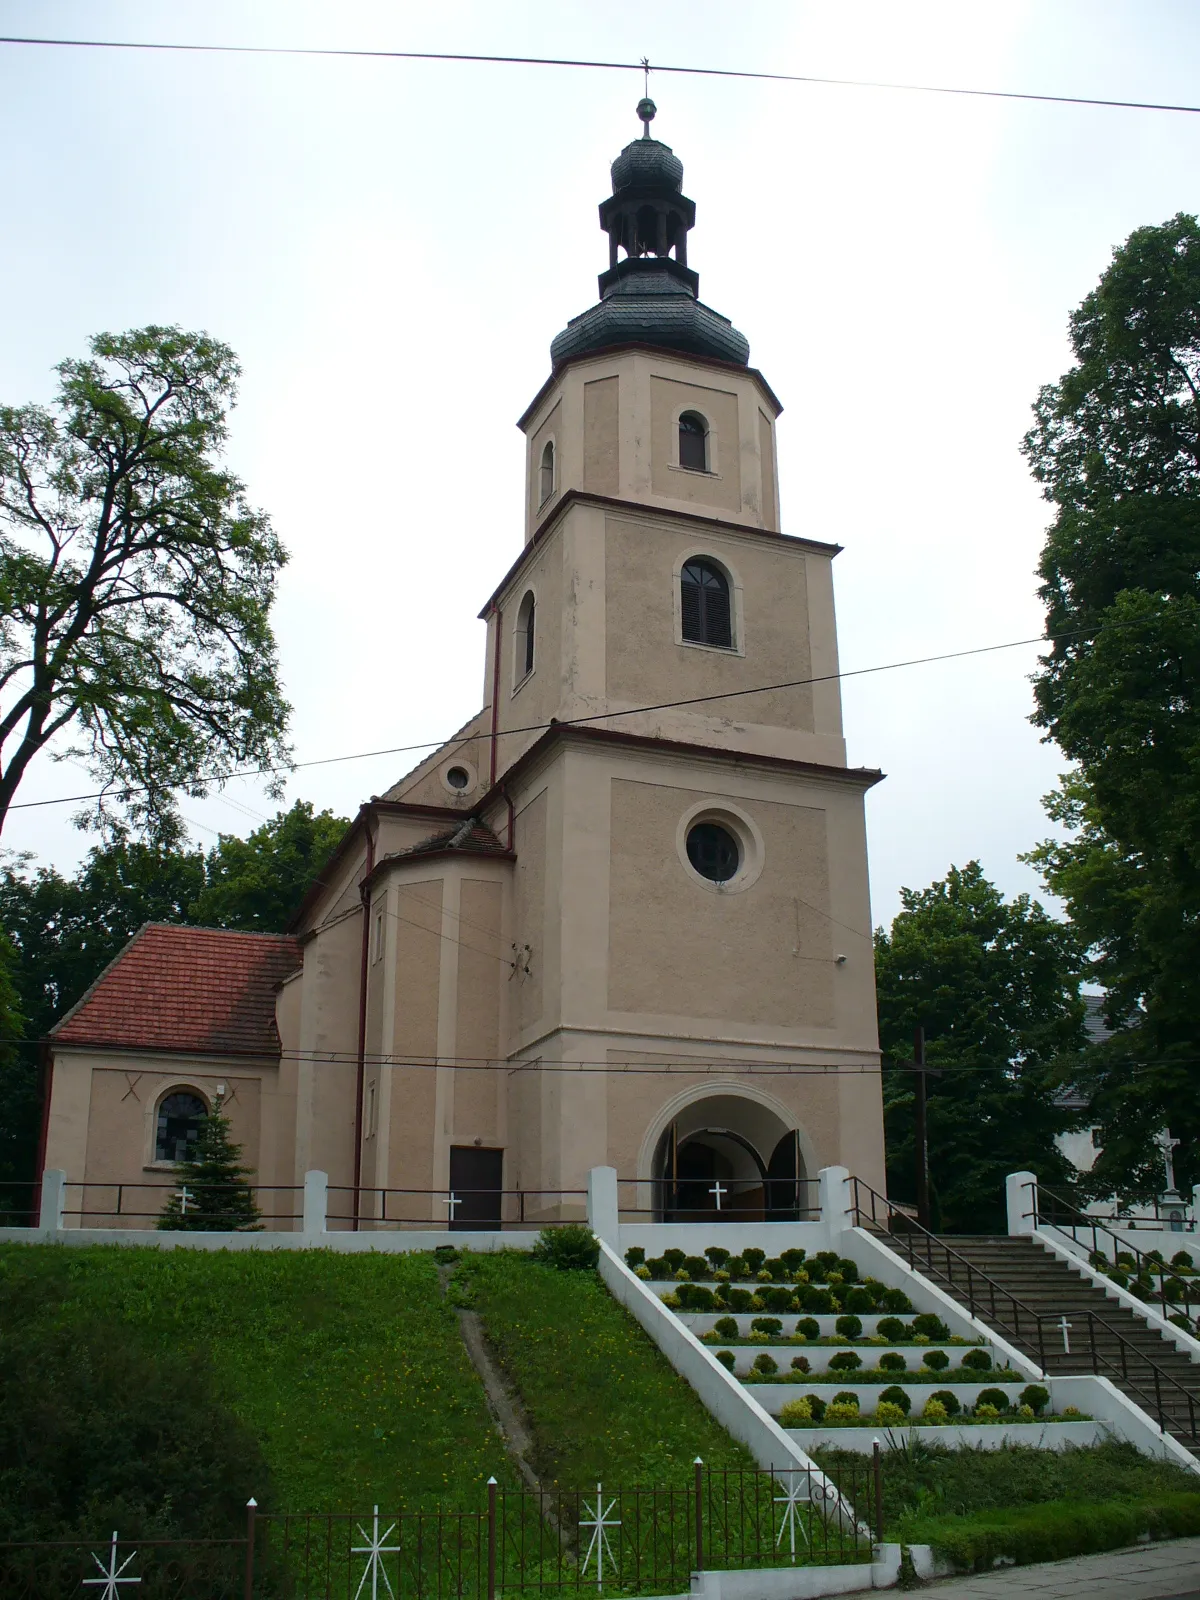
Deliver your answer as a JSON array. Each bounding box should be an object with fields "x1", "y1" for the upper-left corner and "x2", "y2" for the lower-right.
[
  {"x1": 517, "y1": 591, "x2": 536, "y2": 680},
  {"x1": 681, "y1": 559, "x2": 732, "y2": 648},
  {"x1": 539, "y1": 440, "x2": 555, "y2": 505},
  {"x1": 155, "y1": 1091, "x2": 207, "y2": 1163},
  {"x1": 678, "y1": 411, "x2": 708, "y2": 472}
]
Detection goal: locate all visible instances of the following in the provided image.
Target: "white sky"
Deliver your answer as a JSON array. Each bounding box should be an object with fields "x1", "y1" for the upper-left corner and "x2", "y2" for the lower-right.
[{"x1": 1, "y1": 0, "x2": 1198, "y2": 929}]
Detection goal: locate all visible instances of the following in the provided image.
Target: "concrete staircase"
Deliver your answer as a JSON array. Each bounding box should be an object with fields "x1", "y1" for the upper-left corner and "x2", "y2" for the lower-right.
[{"x1": 928, "y1": 1234, "x2": 1200, "y2": 1457}]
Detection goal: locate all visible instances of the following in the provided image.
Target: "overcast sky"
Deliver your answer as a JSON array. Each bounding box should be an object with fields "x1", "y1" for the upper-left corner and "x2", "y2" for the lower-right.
[{"x1": 2, "y1": 0, "x2": 1198, "y2": 929}]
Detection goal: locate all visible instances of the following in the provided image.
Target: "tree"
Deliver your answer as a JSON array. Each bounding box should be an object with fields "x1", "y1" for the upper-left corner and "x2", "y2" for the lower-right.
[
  {"x1": 0, "y1": 931, "x2": 29, "y2": 1220},
  {"x1": 157, "y1": 1093, "x2": 261, "y2": 1231},
  {"x1": 1021, "y1": 213, "x2": 1200, "y2": 1195},
  {"x1": 876, "y1": 863, "x2": 1085, "y2": 1233},
  {"x1": 192, "y1": 800, "x2": 348, "y2": 931},
  {"x1": 0, "y1": 325, "x2": 290, "y2": 839}
]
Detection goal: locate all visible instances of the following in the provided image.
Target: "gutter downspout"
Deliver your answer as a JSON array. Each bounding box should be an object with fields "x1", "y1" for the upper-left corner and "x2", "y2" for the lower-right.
[
  {"x1": 489, "y1": 603, "x2": 503, "y2": 788},
  {"x1": 352, "y1": 809, "x2": 378, "y2": 1232},
  {"x1": 32, "y1": 1039, "x2": 52, "y2": 1229}
]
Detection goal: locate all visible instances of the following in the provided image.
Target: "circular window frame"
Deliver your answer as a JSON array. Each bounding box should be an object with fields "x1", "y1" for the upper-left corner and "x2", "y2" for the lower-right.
[
  {"x1": 440, "y1": 760, "x2": 478, "y2": 797},
  {"x1": 675, "y1": 800, "x2": 764, "y2": 895}
]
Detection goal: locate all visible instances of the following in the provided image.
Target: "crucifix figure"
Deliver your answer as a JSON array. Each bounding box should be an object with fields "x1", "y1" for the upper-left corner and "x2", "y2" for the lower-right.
[
  {"x1": 1155, "y1": 1129, "x2": 1181, "y2": 1196},
  {"x1": 174, "y1": 1185, "x2": 193, "y2": 1216},
  {"x1": 440, "y1": 1192, "x2": 460, "y2": 1221},
  {"x1": 1057, "y1": 1316, "x2": 1072, "y2": 1354},
  {"x1": 708, "y1": 1180, "x2": 727, "y2": 1212}
]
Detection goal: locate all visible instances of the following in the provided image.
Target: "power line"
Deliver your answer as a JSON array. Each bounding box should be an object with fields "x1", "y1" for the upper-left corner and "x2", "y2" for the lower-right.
[
  {"x1": 0, "y1": 35, "x2": 1197, "y2": 118},
  {"x1": 4, "y1": 616, "x2": 1132, "y2": 814}
]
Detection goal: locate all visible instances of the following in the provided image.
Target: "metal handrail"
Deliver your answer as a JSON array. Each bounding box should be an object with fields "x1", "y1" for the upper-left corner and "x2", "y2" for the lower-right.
[
  {"x1": 849, "y1": 1177, "x2": 1049, "y2": 1373},
  {"x1": 1048, "y1": 1307, "x2": 1200, "y2": 1447},
  {"x1": 1029, "y1": 1180, "x2": 1184, "y2": 1319}
]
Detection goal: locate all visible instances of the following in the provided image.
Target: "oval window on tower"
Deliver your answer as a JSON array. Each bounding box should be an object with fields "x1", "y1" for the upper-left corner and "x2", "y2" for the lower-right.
[{"x1": 686, "y1": 821, "x2": 740, "y2": 883}]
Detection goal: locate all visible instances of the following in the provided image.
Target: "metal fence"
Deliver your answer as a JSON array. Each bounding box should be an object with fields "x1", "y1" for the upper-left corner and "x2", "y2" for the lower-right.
[
  {"x1": 59, "y1": 1179, "x2": 303, "y2": 1229},
  {"x1": 327, "y1": 1187, "x2": 589, "y2": 1231},
  {"x1": 615, "y1": 1176, "x2": 822, "y2": 1224},
  {"x1": 0, "y1": 1465, "x2": 876, "y2": 1599}
]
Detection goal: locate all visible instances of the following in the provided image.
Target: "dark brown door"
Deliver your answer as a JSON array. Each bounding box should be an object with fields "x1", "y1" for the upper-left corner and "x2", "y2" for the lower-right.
[{"x1": 448, "y1": 1147, "x2": 504, "y2": 1231}]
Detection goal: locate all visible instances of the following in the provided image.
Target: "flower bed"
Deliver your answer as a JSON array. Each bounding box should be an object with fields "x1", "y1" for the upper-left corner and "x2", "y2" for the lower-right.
[
  {"x1": 628, "y1": 1243, "x2": 916, "y2": 1317},
  {"x1": 1087, "y1": 1246, "x2": 1200, "y2": 1333},
  {"x1": 775, "y1": 1385, "x2": 1083, "y2": 1429}
]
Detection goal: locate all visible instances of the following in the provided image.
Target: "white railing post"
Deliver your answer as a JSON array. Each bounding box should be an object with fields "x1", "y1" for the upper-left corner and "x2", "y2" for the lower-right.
[
  {"x1": 1190, "y1": 1184, "x2": 1200, "y2": 1238},
  {"x1": 39, "y1": 1168, "x2": 66, "y2": 1233},
  {"x1": 587, "y1": 1165, "x2": 619, "y2": 1246},
  {"x1": 818, "y1": 1165, "x2": 852, "y2": 1240},
  {"x1": 1007, "y1": 1170, "x2": 1037, "y2": 1236},
  {"x1": 302, "y1": 1169, "x2": 328, "y2": 1238}
]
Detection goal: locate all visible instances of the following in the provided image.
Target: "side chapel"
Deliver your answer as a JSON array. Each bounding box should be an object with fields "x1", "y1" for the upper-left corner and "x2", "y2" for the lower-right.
[{"x1": 42, "y1": 103, "x2": 887, "y2": 1228}]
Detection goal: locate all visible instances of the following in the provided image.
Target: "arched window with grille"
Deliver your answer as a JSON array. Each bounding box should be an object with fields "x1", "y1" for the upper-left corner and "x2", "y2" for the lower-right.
[
  {"x1": 681, "y1": 558, "x2": 732, "y2": 648},
  {"x1": 516, "y1": 590, "x2": 536, "y2": 681},
  {"x1": 539, "y1": 440, "x2": 555, "y2": 505},
  {"x1": 678, "y1": 411, "x2": 708, "y2": 472},
  {"x1": 155, "y1": 1090, "x2": 208, "y2": 1163}
]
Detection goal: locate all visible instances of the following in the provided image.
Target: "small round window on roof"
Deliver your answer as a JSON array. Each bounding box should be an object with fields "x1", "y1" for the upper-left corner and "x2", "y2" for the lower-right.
[
  {"x1": 446, "y1": 766, "x2": 471, "y2": 790},
  {"x1": 686, "y1": 821, "x2": 740, "y2": 883}
]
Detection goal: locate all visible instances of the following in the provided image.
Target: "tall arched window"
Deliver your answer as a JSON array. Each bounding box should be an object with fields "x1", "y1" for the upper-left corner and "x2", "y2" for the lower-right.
[
  {"x1": 681, "y1": 559, "x2": 732, "y2": 648},
  {"x1": 516, "y1": 590, "x2": 536, "y2": 681},
  {"x1": 155, "y1": 1090, "x2": 207, "y2": 1163},
  {"x1": 678, "y1": 411, "x2": 708, "y2": 472},
  {"x1": 539, "y1": 440, "x2": 555, "y2": 505}
]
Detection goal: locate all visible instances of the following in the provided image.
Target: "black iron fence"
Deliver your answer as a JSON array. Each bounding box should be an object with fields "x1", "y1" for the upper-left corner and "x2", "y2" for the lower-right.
[
  {"x1": 1028, "y1": 1180, "x2": 1192, "y2": 1321},
  {"x1": 0, "y1": 1180, "x2": 35, "y2": 1228},
  {"x1": 59, "y1": 1179, "x2": 303, "y2": 1229},
  {"x1": 616, "y1": 1176, "x2": 821, "y2": 1224},
  {"x1": 0, "y1": 1465, "x2": 876, "y2": 1599}
]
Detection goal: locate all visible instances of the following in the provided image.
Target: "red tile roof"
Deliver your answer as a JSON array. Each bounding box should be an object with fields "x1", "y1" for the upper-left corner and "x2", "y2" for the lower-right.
[{"x1": 52, "y1": 924, "x2": 302, "y2": 1057}]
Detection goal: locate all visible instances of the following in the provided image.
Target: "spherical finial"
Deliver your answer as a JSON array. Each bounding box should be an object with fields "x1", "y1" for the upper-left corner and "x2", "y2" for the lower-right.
[{"x1": 637, "y1": 97, "x2": 657, "y2": 133}]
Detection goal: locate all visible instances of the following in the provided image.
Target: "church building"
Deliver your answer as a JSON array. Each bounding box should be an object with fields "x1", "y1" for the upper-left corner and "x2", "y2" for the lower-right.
[{"x1": 42, "y1": 104, "x2": 887, "y2": 1229}]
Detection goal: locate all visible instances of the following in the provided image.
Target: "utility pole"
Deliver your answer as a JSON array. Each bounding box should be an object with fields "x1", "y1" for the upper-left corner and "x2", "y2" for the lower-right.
[{"x1": 909, "y1": 1027, "x2": 941, "y2": 1231}]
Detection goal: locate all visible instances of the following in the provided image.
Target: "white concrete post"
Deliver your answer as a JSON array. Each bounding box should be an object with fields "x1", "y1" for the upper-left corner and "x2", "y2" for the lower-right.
[
  {"x1": 302, "y1": 1169, "x2": 328, "y2": 1237},
  {"x1": 1191, "y1": 1184, "x2": 1200, "y2": 1234},
  {"x1": 39, "y1": 1168, "x2": 66, "y2": 1232},
  {"x1": 587, "y1": 1165, "x2": 620, "y2": 1247},
  {"x1": 1006, "y1": 1170, "x2": 1037, "y2": 1236},
  {"x1": 818, "y1": 1165, "x2": 852, "y2": 1239}
]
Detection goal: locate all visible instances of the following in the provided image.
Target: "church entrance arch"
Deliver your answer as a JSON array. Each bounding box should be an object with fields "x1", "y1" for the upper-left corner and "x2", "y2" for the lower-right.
[{"x1": 648, "y1": 1091, "x2": 812, "y2": 1222}]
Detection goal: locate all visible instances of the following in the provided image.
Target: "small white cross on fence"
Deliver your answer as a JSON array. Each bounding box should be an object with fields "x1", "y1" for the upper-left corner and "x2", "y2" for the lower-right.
[
  {"x1": 83, "y1": 1533, "x2": 140, "y2": 1597},
  {"x1": 352, "y1": 1505, "x2": 399, "y2": 1600},
  {"x1": 173, "y1": 1185, "x2": 193, "y2": 1215},
  {"x1": 1057, "y1": 1316, "x2": 1072, "y2": 1354},
  {"x1": 580, "y1": 1482, "x2": 621, "y2": 1589},
  {"x1": 773, "y1": 1474, "x2": 810, "y2": 1561},
  {"x1": 439, "y1": 1191, "x2": 461, "y2": 1221},
  {"x1": 708, "y1": 1181, "x2": 727, "y2": 1211}
]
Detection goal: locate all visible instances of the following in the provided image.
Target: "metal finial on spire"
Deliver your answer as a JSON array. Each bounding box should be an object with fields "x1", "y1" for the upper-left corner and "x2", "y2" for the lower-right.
[{"x1": 637, "y1": 94, "x2": 656, "y2": 138}]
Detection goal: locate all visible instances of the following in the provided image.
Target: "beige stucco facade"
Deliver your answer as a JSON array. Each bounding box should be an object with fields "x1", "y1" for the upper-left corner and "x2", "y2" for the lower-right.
[{"x1": 42, "y1": 185, "x2": 886, "y2": 1228}]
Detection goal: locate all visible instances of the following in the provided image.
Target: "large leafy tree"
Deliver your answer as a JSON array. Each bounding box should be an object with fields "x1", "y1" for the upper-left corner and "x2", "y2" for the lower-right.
[
  {"x1": 1021, "y1": 213, "x2": 1200, "y2": 1196},
  {"x1": 0, "y1": 325, "x2": 290, "y2": 838},
  {"x1": 193, "y1": 800, "x2": 348, "y2": 931},
  {"x1": 877, "y1": 863, "x2": 1085, "y2": 1233}
]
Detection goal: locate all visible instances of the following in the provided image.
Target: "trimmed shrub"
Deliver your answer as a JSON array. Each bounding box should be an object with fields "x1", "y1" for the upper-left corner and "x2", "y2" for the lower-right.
[
  {"x1": 912, "y1": 1313, "x2": 950, "y2": 1340},
  {"x1": 976, "y1": 1388, "x2": 1012, "y2": 1413},
  {"x1": 844, "y1": 1287, "x2": 874, "y2": 1314},
  {"x1": 796, "y1": 1317, "x2": 821, "y2": 1341},
  {"x1": 715, "y1": 1349, "x2": 736, "y2": 1371},
  {"x1": 922, "y1": 1349, "x2": 949, "y2": 1372},
  {"x1": 752, "y1": 1352, "x2": 778, "y2": 1376},
  {"x1": 751, "y1": 1317, "x2": 782, "y2": 1336},
  {"x1": 878, "y1": 1384, "x2": 912, "y2": 1415},
  {"x1": 743, "y1": 1248, "x2": 766, "y2": 1273},
  {"x1": 624, "y1": 1247, "x2": 646, "y2": 1268},
  {"x1": 1019, "y1": 1384, "x2": 1050, "y2": 1416},
  {"x1": 726, "y1": 1289, "x2": 755, "y2": 1313},
  {"x1": 779, "y1": 1397, "x2": 813, "y2": 1426},
  {"x1": 683, "y1": 1255, "x2": 710, "y2": 1280},
  {"x1": 876, "y1": 1316, "x2": 908, "y2": 1342},
  {"x1": 635, "y1": 1265, "x2": 652, "y2": 1281},
  {"x1": 762, "y1": 1287, "x2": 797, "y2": 1314},
  {"x1": 662, "y1": 1248, "x2": 686, "y2": 1271},
  {"x1": 922, "y1": 1397, "x2": 948, "y2": 1422},
  {"x1": 828, "y1": 1350, "x2": 862, "y2": 1372},
  {"x1": 763, "y1": 1257, "x2": 787, "y2": 1281},
  {"x1": 1018, "y1": 1404, "x2": 1035, "y2": 1421},
  {"x1": 725, "y1": 1256, "x2": 748, "y2": 1280},
  {"x1": 1171, "y1": 1251, "x2": 1194, "y2": 1271},
  {"x1": 835, "y1": 1258, "x2": 859, "y2": 1283},
  {"x1": 747, "y1": 1331, "x2": 771, "y2": 1345},
  {"x1": 827, "y1": 1399, "x2": 860, "y2": 1420},
  {"x1": 881, "y1": 1288, "x2": 913, "y2": 1313},
  {"x1": 801, "y1": 1287, "x2": 834, "y2": 1313},
  {"x1": 834, "y1": 1314, "x2": 863, "y2": 1339},
  {"x1": 805, "y1": 1258, "x2": 827, "y2": 1283},
  {"x1": 705, "y1": 1247, "x2": 731, "y2": 1269},
  {"x1": 674, "y1": 1268, "x2": 691, "y2": 1282},
  {"x1": 815, "y1": 1251, "x2": 840, "y2": 1270},
  {"x1": 646, "y1": 1256, "x2": 669, "y2": 1278},
  {"x1": 677, "y1": 1284, "x2": 716, "y2": 1311},
  {"x1": 975, "y1": 1403, "x2": 1001, "y2": 1420},
  {"x1": 790, "y1": 1355, "x2": 811, "y2": 1373},
  {"x1": 876, "y1": 1401, "x2": 907, "y2": 1424},
  {"x1": 961, "y1": 1348, "x2": 993, "y2": 1372},
  {"x1": 804, "y1": 1393, "x2": 827, "y2": 1421},
  {"x1": 930, "y1": 1388, "x2": 961, "y2": 1415},
  {"x1": 756, "y1": 1269, "x2": 773, "y2": 1283},
  {"x1": 780, "y1": 1249, "x2": 807, "y2": 1270},
  {"x1": 532, "y1": 1225, "x2": 599, "y2": 1270},
  {"x1": 879, "y1": 1351, "x2": 907, "y2": 1373},
  {"x1": 713, "y1": 1316, "x2": 739, "y2": 1339}
]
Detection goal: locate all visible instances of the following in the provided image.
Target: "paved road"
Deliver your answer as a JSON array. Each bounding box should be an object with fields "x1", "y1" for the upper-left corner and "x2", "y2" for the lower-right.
[{"x1": 865, "y1": 1536, "x2": 1200, "y2": 1597}]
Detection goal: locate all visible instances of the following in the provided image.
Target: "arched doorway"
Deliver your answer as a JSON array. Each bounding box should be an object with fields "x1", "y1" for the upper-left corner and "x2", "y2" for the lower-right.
[{"x1": 650, "y1": 1092, "x2": 810, "y2": 1222}]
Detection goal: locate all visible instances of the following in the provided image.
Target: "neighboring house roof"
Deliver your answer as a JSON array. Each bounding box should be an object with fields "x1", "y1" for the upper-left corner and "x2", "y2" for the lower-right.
[
  {"x1": 51, "y1": 923, "x2": 302, "y2": 1058},
  {"x1": 1057, "y1": 994, "x2": 1115, "y2": 1111}
]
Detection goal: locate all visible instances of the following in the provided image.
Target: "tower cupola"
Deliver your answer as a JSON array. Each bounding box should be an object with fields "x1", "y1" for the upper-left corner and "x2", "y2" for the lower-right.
[{"x1": 550, "y1": 101, "x2": 750, "y2": 370}]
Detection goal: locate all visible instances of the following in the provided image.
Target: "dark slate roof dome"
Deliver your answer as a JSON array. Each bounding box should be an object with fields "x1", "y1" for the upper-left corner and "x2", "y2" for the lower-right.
[
  {"x1": 610, "y1": 137, "x2": 683, "y2": 193},
  {"x1": 550, "y1": 268, "x2": 750, "y2": 367}
]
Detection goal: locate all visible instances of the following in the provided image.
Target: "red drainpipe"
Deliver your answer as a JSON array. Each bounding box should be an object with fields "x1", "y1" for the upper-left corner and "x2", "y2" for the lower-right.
[
  {"x1": 352, "y1": 809, "x2": 377, "y2": 1232},
  {"x1": 489, "y1": 603, "x2": 503, "y2": 788},
  {"x1": 31, "y1": 1039, "x2": 53, "y2": 1227}
]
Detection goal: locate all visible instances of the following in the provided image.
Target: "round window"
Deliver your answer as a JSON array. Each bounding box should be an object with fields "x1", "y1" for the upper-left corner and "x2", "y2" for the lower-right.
[
  {"x1": 686, "y1": 821, "x2": 740, "y2": 883},
  {"x1": 445, "y1": 766, "x2": 471, "y2": 791}
]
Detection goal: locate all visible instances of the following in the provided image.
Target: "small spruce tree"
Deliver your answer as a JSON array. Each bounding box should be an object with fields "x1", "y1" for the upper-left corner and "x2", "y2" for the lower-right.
[{"x1": 158, "y1": 1094, "x2": 262, "y2": 1231}]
